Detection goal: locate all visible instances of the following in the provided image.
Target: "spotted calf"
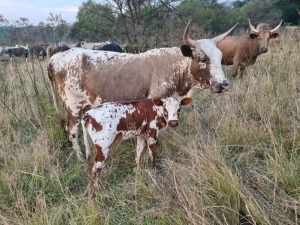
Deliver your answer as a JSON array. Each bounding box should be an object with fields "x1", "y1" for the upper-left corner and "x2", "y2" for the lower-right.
[{"x1": 81, "y1": 97, "x2": 192, "y2": 190}]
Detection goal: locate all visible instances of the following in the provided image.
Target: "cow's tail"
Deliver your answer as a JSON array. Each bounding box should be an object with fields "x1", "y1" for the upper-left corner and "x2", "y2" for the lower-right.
[
  {"x1": 81, "y1": 114, "x2": 91, "y2": 160},
  {"x1": 47, "y1": 63, "x2": 59, "y2": 114}
]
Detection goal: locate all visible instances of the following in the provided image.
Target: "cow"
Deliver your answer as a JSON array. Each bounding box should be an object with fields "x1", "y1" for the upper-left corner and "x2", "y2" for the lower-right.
[
  {"x1": 0, "y1": 45, "x2": 29, "y2": 63},
  {"x1": 81, "y1": 41, "x2": 111, "y2": 50},
  {"x1": 68, "y1": 40, "x2": 84, "y2": 48},
  {"x1": 99, "y1": 43, "x2": 125, "y2": 52},
  {"x1": 46, "y1": 44, "x2": 70, "y2": 59},
  {"x1": 29, "y1": 44, "x2": 49, "y2": 60},
  {"x1": 81, "y1": 97, "x2": 192, "y2": 190},
  {"x1": 216, "y1": 19, "x2": 282, "y2": 78},
  {"x1": 48, "y1": 20, "x2": 238, "y2": 161}
]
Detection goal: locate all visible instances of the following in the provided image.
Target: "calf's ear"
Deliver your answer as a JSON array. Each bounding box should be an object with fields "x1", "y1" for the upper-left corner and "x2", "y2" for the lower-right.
[
  {"x1": 152, "y1": 98, "x2": 163, "y2": 106},
  {"x1": 270, "y1": 33, "x2": 279, "y2": 39},
  {"x1": 181, "y1": 45, "x2": 193, "y2": 57},
  {"x1": 181, "y1": 97, "x2": 193, "y2": 106}
]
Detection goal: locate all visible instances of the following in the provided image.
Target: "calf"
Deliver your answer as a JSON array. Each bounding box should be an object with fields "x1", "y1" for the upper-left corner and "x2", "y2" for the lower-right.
[{"x1": 81, "y1": 97, "x2": 192, "y2": 190}]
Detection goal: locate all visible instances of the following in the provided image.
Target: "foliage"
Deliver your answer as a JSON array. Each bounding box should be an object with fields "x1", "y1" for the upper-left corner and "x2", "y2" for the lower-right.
[
  {"x1": 178, "y1": 0, "x2": 238, "y2": 34},
  {"x1": 68, "y1": 0, "x2": 116, "y2": 41}
]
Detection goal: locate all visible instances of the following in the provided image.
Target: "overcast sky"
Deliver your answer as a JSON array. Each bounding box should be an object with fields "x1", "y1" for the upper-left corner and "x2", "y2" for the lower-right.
[
  {"x1": 0, "y1": 0, "x2": 82, "y2": 25},
  {"x1": 0, "y1": 0, "x2": 234, "y2": 26}
]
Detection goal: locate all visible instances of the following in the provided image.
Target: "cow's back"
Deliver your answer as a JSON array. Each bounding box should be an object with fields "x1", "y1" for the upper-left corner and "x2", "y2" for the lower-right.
[
  {"x1": 48, "y1": 48, "x2": 184, "y2": 108},
  {"x1": 217, "y1": 36, "x2": 255, "y2": 65}
]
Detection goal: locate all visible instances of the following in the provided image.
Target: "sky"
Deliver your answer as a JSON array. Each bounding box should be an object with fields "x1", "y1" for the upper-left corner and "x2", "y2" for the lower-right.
[
  {"x1": 0, "y1": 0, "x2": 234, "y2": 26},
  {"x1": 0, "y1": 0, "x2": 82, "y2": 25}
]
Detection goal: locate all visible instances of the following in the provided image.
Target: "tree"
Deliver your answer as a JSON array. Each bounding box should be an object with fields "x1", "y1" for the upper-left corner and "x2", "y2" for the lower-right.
[
  {"x1": 68, "y1": 0, "x2": 115, "y2": 41},
  {"x1": 177, "y1": 0, "x2": 237, "y2": 35},
  {"x1": 68, "y1": 0, "x2": 185, "y2": 52},
  {"x1": 46, "y1": 12, "x2": 70, "y2": 42}
]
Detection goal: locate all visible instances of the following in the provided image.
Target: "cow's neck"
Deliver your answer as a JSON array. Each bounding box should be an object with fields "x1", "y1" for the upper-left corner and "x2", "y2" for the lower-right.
[{"x1": 175, "y1": 59, "x2": 194, "y2": 96}]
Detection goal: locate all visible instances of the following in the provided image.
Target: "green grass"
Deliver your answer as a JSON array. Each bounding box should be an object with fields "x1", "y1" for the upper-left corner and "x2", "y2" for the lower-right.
[{"x1": 0, "y1": 35, "x2": 299, "y2": 225}]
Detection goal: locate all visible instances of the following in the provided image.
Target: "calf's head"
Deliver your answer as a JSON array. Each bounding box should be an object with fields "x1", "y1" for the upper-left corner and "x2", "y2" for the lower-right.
[
  {"x1": 181, "y1": 20, "x2": 238, "y2": 93},
  {"x1": 153, "y1": 97, "x2": 193, "y2": 127},
  {"x1": 249, "y1": 19, "x2": 282, "y2": 54}
]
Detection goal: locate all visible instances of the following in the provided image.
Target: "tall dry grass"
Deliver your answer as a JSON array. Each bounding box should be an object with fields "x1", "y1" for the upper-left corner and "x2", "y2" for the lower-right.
[{"x1": 0, "y1": 35, "x2": 299, "y2": 225}]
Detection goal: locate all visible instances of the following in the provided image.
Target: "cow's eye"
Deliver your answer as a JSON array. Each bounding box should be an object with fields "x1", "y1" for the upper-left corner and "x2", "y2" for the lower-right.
[{"x1": 200, "y1": 57, "x2": 206, "y2": 63}]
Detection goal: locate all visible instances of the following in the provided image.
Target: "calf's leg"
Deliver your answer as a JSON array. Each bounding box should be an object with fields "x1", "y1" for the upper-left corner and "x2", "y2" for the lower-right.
[
  {"x1": 147, "y1": 138, "x2": 157, "y2": 167},
  {"x1": 92, "y1": 144, "x2": 108, "y2": 192},
  {"x1": 135, "y1": 136, "x2": 146, "y2": 170}
]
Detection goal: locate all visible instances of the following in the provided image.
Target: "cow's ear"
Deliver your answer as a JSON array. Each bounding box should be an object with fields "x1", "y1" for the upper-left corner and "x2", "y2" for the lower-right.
[
  {"x1": 181, "y1": 97, "x2": 193, "y2": 106},
  {"x1": 249, "y1": 33, "x2": 258, "y2": 39},
  {"x1": 270, "y1": 33, "x2": 279, "y2": 39},
  {"x1": 181, "y1": 45, "x2": 193, "y2": 57},
  {"x1": 152, "y1": 98, "x2": 163, "y2": 106}
]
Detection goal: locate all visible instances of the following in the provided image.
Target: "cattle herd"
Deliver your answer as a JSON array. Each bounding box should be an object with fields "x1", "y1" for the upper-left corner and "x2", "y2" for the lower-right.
[
  {"x1": 0, "y1": 40, "x2": 125, "y2": 63},
  {"x1": 0, "y1": 19, "x2": 283, "y2": 192}
]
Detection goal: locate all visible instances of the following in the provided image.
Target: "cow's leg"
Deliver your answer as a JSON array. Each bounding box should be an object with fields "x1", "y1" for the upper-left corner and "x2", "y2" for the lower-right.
[
  {"x1": 66, "y1": 111, "x2": 84, "y2": 162},
  {"x1": 91, "y1": 144, "x2": 109, "y2": 193},
  {"x1": 135, "y1": 136, "x2": 146, "y2": 170},
  {"x1": 239, "y1": 65, "x2": 246, "y2": 78},
  {"x1": 232, "y1": 60, "x2": 239, "y2": 78}
]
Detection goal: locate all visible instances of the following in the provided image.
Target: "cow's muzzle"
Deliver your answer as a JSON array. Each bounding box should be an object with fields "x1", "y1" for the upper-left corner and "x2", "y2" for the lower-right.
[
  {"x1": 260, "y1": 47, "x2": 268, "y2": 53},
  {"x1": 168, "y1": 120, "x2": 179, "y2": 127},
  {"x1": 211, "y1": 80, "x2": 230, "y2": 93}
]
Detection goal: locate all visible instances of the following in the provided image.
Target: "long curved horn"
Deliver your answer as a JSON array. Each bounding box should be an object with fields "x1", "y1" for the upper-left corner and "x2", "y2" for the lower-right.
[
  {"x1": 270, "y1": 20, "x2": 283, "y2": 33},
  {"x1": 212, "y1": 23, "x2": 238, "y2": 43},
  {"x1": 183, "y1": 19, "x2": 197, "y2": 48},
  {"x1": 249, "y1": 19, "x2": 259, "y2": 33}
]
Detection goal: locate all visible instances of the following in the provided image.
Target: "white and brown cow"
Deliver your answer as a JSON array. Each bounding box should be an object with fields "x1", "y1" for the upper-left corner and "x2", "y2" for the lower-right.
[
  {"x1": 0, "y1": 45, "x2": 29, "y2": 63},
  {"x1": 81, "y1": 97, "x2": 192, "y2": 190},
  {"x1": 48, "y1": 20, "x2": 237, "y2": 161}
]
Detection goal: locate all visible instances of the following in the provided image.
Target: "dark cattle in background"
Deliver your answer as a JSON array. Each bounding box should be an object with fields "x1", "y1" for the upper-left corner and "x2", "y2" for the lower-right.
[
  {"x1": 48, "y1": 20, "x2": 237, "y2": 161},
  {"x1": 99, "y1": 43, "x2": 125, "y2": 53},
  {"x1": 30, "y1": 44, "x2": 49, "y2": 60},
  {"x1": 217, "y1": 20, "x2": 282, "y2": 77},
  {"x1": 47, "y1": 44, "x2": 70, "y2": 59},
  {"x1": 0, "y1": 46, "x2": 29, "y2": 63}
]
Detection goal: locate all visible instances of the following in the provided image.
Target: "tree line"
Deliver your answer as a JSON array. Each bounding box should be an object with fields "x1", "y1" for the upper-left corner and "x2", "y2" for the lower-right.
[{"x1": 0, "y1": 0, "x2": 299, "y2": 52}]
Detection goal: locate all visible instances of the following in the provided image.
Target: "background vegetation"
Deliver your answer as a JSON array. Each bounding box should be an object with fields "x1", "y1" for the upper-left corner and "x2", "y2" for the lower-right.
[
  {"x1": 0, "y1": 27, "x2": 299, "y2": 225},
  {"x1": 0, "y1": 0, "x2": 299, "y2": 51}
]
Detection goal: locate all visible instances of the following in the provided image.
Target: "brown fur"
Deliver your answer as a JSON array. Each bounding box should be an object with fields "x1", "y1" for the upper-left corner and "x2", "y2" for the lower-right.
[{"x1": 217, "y1": 22, "x2": 281, "y2": 77}]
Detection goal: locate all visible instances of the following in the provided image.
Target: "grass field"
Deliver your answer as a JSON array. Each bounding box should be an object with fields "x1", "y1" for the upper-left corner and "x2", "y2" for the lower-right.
[{"x1": 0, "y1": 35, "x2": 299, "y2": 225}]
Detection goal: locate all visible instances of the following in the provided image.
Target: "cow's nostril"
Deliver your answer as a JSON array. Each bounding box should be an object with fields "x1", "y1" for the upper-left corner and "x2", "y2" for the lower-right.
[
  {"x1": 221, "y1": 80, "x2": 230, "y2": 91},
  {"x1": 168, "y1": 120, "x2": 179, "y2": 127},
  {"x1": 261, "y1": 47, "x2": 268, "y2": 53}
]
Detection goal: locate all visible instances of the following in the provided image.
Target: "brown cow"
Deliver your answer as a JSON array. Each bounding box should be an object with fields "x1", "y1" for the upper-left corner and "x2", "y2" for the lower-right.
[
  {"x1": 48, "y1": 20, "x2": 237, "y2": 161},
  {"x1": 81, "y1": 97, "x2": 192, "y2": 190},
  {"x1": 217, "y1": 20, "x2": 282, "y2": 77}
]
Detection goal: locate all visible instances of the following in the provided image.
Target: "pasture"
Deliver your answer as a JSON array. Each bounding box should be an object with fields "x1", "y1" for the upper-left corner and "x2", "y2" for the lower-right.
[{"x1": 0, "y1": 34, "x2": 299, "y2": 224}]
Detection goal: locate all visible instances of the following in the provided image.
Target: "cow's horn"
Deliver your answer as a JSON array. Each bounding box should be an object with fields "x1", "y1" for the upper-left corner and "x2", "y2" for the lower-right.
[
  {"x1": 212, "y1": 23, "x2": 239, "y2": 43},
  {"x1": 270, "y1": 20, "x2": 283, "y2": 33},
  {"x1": 249, "y1": 19, "x2": 259, "y2": 33},
  {"x1": 183, "y1": 19, "x2": 197, "y2": 48}
]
